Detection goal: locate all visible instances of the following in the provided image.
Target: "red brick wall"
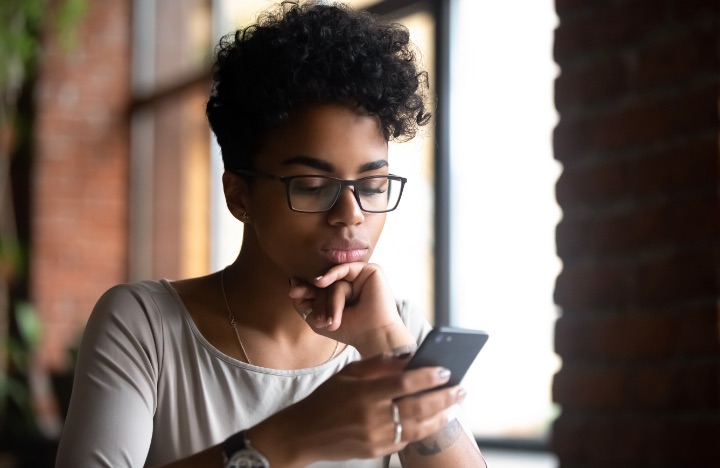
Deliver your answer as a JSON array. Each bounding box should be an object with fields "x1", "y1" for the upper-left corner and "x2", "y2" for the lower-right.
[
  {"x1": 552, "y1": 0, "x2": 720, "y2": 466},
  {"x1": 32, "y1": 0, "x2": 130, "y2": 371}
]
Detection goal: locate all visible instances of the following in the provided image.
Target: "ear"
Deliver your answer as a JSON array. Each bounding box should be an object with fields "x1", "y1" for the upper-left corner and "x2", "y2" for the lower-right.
[{"x1": 222, "y1": 171, "x2": 252, "y2": 223}]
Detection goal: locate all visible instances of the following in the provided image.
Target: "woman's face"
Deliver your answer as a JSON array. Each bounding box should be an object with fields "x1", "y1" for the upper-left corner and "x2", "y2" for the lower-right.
[{"x1": 238, "y1": 102, "x2": 391, "y2": 281}]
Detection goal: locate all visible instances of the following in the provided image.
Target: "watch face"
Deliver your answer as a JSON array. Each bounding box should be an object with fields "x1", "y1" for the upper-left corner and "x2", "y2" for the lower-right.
[{"x1": 226, "y1": 449, "x2": 269, "y2": 468}]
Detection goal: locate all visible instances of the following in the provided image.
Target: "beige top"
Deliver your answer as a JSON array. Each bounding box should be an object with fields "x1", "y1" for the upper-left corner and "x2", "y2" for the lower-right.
[{"x1": 55, "y1": 280, "x2": 435, "y2": 467}]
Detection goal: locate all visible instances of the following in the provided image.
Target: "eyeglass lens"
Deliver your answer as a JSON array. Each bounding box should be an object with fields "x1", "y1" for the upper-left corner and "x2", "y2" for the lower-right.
[{"x1": 288, "y1": 176, "x2": 401, "y2": 213}]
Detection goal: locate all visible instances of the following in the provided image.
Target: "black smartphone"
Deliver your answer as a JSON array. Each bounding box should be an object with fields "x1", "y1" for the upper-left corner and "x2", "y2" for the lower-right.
[{"x1": 405, "y1": 326, "x2": 489, "y2": 390}]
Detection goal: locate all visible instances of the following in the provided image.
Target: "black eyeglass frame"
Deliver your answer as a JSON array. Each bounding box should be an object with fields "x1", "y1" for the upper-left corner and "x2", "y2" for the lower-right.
[{"x1": 232, "y1": 169, "x2": 408, "y2": 213}]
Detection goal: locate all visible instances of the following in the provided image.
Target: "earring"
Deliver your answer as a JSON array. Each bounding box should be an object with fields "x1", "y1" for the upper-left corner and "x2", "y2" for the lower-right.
[{"x1": 241, "y1": 212, "x2": 250, "y2": 222}]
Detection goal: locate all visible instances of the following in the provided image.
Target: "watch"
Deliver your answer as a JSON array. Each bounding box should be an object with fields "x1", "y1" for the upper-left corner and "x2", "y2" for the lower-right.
[{"x1": 223, "y1": 430, "x2": 271, "y2": 468}]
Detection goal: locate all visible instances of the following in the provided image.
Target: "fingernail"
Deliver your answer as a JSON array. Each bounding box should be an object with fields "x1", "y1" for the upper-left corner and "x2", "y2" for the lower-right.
[
  {"x1": 395, "y1": 352, "x2": 412, "y2": 360},
  {"x1": 456, "y1": 387, "x2": 467, "y2": 403},
  {"x1": 438, "y1": 368, "x2": 451, "y2": 382}
]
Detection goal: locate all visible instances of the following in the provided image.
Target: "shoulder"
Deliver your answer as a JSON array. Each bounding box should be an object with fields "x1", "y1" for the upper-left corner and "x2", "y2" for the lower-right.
[
  {"x1": 97, "y1": 279, "x2": 171, "y2": 304},
  {"x1": 83, "y1": 280, "x2": 175, "y2": 348},
  {"x1": 91, "y1": 280, "x2": 170, "y2": 321}
]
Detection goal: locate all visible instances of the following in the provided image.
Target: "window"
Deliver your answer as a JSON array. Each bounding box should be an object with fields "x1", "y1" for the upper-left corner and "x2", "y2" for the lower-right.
[
  {"x1": 449, "y1": 0, "x2": 561, "y2": 458},
  {"x1": 129, "y1": 0, "x2": 213, "y2": 281}
]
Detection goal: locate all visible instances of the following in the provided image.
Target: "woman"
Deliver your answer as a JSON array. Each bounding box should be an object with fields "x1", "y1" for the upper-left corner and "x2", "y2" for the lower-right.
[{"x1": 55, "y1": 2, "x2": 486, "y2": 467}]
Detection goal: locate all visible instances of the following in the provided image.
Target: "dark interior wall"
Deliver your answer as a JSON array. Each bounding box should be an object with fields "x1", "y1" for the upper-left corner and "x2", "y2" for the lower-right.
[{"x1": 551, "y1": 0, "x2": 720, "y2": 466}]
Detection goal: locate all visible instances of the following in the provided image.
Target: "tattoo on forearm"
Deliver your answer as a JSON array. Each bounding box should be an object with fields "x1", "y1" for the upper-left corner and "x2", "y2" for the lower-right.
[{"x1": 404, "y1": 418, "x2": 463, "y2": 457}]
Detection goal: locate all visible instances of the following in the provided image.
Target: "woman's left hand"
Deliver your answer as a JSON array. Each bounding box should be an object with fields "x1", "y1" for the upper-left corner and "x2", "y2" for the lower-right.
[{"x1": 289, "y1": 262, "x2": 414, "y2": 355}]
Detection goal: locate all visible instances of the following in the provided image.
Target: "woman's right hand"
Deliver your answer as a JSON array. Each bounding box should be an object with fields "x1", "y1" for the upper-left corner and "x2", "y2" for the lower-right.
[
  {"x1": 245, "y1": 353, "x2": 466, "y2": 467},
  {"x1": 288, "y1": 262, "x2": 417, "y2": 357}
]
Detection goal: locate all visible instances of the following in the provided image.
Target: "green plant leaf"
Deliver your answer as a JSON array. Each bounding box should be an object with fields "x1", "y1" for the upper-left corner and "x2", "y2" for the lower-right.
[
  {"x1": 15, "y1": 301, "x2": 42, "y2": 348},
  {"x1": 6, "y1": 336, "x2": 27, "y2": 372},
  {"x1": 57, "y1": 0, "x2": 87, "y2": 50},
  {"x1": 0, "y1": 235, "x2": 25, "y2": 278}
]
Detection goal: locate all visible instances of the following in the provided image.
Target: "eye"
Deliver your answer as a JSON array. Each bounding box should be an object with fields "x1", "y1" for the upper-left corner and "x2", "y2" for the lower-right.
[
  {"x1": 290, "y1": 177, "x2": 334, "y2": 196},
  {"x1": 358, "y1": 178, "x2": 389, "y2": 196}
]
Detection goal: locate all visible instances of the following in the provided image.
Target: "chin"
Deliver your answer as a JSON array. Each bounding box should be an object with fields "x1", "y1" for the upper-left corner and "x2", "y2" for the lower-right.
[{"x1": 286, "y1": 263, "x2": 326, "y2": 283}]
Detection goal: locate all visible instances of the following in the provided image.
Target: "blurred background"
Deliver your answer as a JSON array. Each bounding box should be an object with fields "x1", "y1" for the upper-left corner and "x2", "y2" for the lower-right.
[{"x1": 1, "y1": 0, "x2": 718, "y2": 467}]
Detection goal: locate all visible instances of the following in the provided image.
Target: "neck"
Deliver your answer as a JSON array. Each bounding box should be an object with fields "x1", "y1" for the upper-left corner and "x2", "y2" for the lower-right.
[
  {"x1": 220, "y1": 246, "x2": 343, "y2": 368},
  {"x1": 223, "y1": 244, "x2": 306, "y2": 339}
]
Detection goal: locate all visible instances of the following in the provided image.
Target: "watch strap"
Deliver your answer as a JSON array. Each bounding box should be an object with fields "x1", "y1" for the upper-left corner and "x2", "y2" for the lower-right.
[
  {"x1": 223, "y1": 430, "x2": 249, "y2": 461},
  {"x1": 222, "y1": 430, "x2": 270, "y2": 467}
]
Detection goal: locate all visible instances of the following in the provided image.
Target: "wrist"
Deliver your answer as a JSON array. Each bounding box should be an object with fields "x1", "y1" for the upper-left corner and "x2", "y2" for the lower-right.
[
  {"x1": 222, "y1": 430, "x2": 271, "y2": 468},
  {"x1": 353, "y1": 322, "x2": 417, "y2": 358},
  {"x1": 247, "y1": 412, "x2": 305, "y2": 468}
]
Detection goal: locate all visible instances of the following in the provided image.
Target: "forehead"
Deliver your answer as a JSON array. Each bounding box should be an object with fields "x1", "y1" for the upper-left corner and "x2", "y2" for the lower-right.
[{"x1": 255, "y1": 103, "x2": 388, "y2": 172}]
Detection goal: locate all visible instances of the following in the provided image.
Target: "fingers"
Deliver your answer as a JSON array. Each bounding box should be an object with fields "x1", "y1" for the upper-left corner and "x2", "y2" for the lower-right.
[
  {"x1": 289, "y1": 278, "x2": 316, "y2": 321},
  {"x1": 338, "y1": 358, "x2": 465, "y2": 448},
  {"x1": 390, "y1": 386, "x2": 466, "y2": 446},
  {"x1": 385, "y1": 366, "x2": 453, "y2": 400},
  {"x1": 323, "y1": 280, "x2": 352, "y2": 330},
  {"x1": 289, "y1": 265, "x2": 407, "y2": 355},
  {"x1": 289, "y1": 277, "x2": 327, "y2": 326},
  {"x1": 344, "y1": 357, "x2": 454, "y2": 402},
  {"x1": 313, "y1": 262, "x2": 375, "y2": 288},
  {"x1": 289, "y1": 276, "x2": 352, "y2": 330},
  {"x1": 290, "y1": 262, "x2": 374, "y2": 295},
  {"x1": 396, "y1": 386, "x2": 466, "y2": 428},
  {"x1": 339, "y1": 351, "x2": 411, "y2": 379},
  {"x1": 368, "y1": 367, "x2": 462, "y2": 446},
  {"x1": 293, "y1": 355, "x2": 466, "y2": 460}
]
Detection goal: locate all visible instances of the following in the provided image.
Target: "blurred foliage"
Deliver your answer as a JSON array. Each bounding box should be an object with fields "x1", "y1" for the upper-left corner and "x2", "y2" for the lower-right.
[
  {"x1": 0, "y1": 0, "x2": 87, "y2": 279},
  {"x1": 0, "y1": 0, "x2": 86, "y2": 95},
  {"x1": 0, "y1": 0, "x2": 87, "y2": 459},
  {"x1": 1, "y1": 301, "x2": 42, "y2": 425}
]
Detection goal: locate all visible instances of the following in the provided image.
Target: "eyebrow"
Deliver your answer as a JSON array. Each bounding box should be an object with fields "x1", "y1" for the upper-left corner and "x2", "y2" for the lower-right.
[{"x1": 282, "y1": 155, "x2": 389, "y2": 173}]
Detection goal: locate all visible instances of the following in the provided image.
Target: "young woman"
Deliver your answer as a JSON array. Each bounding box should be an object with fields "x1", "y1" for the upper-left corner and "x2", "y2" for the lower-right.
[{"x1": 55, "y1": 2, "x2": 486, "y2": 467}]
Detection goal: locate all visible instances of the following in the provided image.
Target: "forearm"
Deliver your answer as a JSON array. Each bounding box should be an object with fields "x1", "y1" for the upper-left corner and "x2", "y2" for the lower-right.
[
  {"x1": 154, "y1": 445, "x2": 224, "y2": 468},
  {"x1": 399, "y1": 419, "x2": 487, "y2": 468},
  {"x1": 156, "y1": 417, "x2": 303, "y2": 468},
  {"x1": 155, "y1": 422, "x2": 299, "y2": 468}
]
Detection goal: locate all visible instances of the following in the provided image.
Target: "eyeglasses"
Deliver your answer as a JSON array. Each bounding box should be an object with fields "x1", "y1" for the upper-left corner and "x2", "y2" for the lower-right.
[{"x1": 233, "y1": 170, "x2": 407, "y2": 213}]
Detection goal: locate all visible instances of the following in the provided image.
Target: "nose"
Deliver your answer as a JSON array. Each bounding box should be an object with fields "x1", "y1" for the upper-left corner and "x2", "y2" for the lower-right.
[{"x1": 327, "y1": 186, "x2": 364, "y2": 225}]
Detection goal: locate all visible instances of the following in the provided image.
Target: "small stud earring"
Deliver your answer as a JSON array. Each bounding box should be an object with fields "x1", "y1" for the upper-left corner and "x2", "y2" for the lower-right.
[{"x1": 241, "y1": 212, "x2": 250, "y2": 222}]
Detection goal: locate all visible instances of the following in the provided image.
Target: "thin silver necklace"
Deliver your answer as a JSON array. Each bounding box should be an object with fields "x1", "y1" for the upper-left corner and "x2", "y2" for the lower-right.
[{"x1": 220, "y1": 268, "x2": 340, "y2": 366}]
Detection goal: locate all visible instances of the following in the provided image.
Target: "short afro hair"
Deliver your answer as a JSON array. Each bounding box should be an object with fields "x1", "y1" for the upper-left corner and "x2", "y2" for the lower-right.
[{"x1": 206, "y1": 1, "x2": 432, "y2": 170}]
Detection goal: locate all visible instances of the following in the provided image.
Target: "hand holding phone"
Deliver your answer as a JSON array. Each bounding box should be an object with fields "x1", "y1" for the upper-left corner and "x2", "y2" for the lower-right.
[{"x1": 405, "y1": 326, "x2": 489, "y2": 391}]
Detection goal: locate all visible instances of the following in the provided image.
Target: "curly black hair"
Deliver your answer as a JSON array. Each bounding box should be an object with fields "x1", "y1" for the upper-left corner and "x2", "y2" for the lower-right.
[{"x1": 206, "y1": 1, "x2": 431, "y2": 170}]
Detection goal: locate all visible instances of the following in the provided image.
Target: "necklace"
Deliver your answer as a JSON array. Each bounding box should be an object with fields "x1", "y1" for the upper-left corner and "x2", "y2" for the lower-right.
[{"x1": 220, "y1": 268, "x2": 340, "y2": 366}]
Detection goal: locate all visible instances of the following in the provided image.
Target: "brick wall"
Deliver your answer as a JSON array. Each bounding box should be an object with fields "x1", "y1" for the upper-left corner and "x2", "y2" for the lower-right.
[
  {"x1": 32, "y1": 0, "x2": 130, "y2": 371},
  {"x1": 552, "y1": 0, "x2": 720, "y2": 466}
]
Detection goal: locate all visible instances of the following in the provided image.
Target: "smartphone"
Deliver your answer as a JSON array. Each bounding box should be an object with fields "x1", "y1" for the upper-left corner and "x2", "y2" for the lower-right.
[{"x1": 405, "y1": 326, "x2": 489, "y2": 390}]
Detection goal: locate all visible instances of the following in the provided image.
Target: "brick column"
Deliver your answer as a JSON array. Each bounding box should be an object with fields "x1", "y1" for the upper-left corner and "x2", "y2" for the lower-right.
[
  {"x1": 552, "y1": 1, "x2": 720, "y2": 466},
  {"x1": 32, "y1": 0, "x2": 131, "y2": 371}
]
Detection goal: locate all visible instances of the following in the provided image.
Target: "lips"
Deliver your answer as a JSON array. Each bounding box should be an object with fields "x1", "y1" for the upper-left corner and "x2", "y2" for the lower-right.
[
  {"x1": 321, "y1": 239, "x2": 370, "y2": 264},
  {"x1": 322, "y1": 248, "x2": 369, "y2": 264}
]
